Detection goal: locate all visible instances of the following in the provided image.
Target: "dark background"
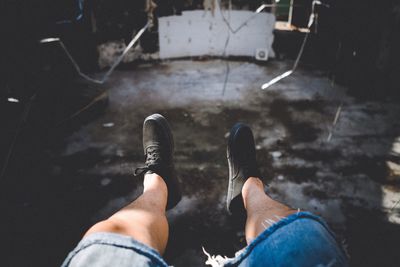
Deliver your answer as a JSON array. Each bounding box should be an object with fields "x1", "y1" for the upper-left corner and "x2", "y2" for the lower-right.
[
  {"x1": 1, "y1": 0, "x2": 400, "y2": 266},
  {"x1": 2, "y1": 0, "x2": 400, "y2": 102}
]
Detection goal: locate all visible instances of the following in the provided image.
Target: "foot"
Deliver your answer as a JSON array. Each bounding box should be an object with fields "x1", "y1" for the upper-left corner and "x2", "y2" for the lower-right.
[
  {"x1": 134, "y1": 114, "x2": 181, "y2": 210},
  {"x1": 227, "y1": 123, "x2": 261, "y2": 215}
]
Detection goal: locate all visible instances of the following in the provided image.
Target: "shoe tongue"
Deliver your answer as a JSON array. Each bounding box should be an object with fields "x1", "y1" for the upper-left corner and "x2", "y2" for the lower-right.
[
  {"x1": 146, "y1": 145, "x2": 161, "y2": 154},
  {"x1": 145, "y1": 146, "x2": 162, "y2": 166}
]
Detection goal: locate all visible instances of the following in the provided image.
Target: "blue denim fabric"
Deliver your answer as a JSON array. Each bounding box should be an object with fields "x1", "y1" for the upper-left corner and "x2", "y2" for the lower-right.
[
  {"x1": 61, "y1": 233, "x2": 169, "y2": 267},
  {"x1": 224, "y1": 212, "x2": 348, "y2": 267},
  {"x1": 62, "y1": 212, "x2": 347, "y2": 267}
]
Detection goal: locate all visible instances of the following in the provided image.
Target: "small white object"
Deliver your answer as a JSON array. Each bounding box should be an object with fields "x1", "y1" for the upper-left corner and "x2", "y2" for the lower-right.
[
  {"x1": 256, "y1": 4, "x2": 268, "y2": 13},
  {"x1": 392, "y1": 137, "x2": 400, "y2": 155},
  {"x1": 261, "y1": 70, "x2": 293, "y2": 90},
  {"x1": 103, "y1": 122, "x2": 115, "y2": 128},
  {"x1": 256, "y1": 145, "x2": 262, "y2": 150},
  {"x1": 277, "y1": 175, "x2": 284, "y2": 181},
  {"x1": 255, "y1": 48, "x2": 269, "y2": 61},
  {"x1": 7, "y1": 97, "x2": 19, "y2": 103},
  {"x1": 116, "y1": 149, "x2": 124, "y2": 157},
  {"x1": 100, "y1": 178, "x2": 112, "y2": 186},
  {"x1": 39, "y1": 38, "x2": 60, "y2": 43},
  {"x1": 271, "y1": 151, "x2": 282, "y2": 159}
]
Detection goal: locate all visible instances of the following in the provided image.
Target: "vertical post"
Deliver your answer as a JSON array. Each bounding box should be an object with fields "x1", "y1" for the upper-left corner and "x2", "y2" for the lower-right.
[
  {"x1": 288, "y1": 0, "x2": 294, "y2": 25},
  {"x1": 271, "y1": 0, "x2": 277, "y2": 16}
]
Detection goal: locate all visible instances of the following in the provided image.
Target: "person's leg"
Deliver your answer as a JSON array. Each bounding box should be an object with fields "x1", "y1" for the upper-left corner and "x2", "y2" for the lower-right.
[
  {"x1": 84, "y1": 173, "x2": 169, "y2": 254},
  {"x1": 84, "y1": 113, "x2": 181, "y2": 254},
  {"x1": 225, "y1": 122, "x2": 296, "y2": 244},
  {"x1": 62, "y1": 114, "x2": 181, "y2": 267},
  {"x1": 241, "y1": 177, "x2": 295, "y2": 244},
  {"x1": 225, "y1": 123, "x2": 348, "y2": 267}
]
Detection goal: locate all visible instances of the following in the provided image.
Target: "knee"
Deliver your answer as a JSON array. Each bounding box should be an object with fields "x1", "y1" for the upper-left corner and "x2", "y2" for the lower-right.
[{"x1": 84, "y1": 218, "x2": 127, "y2": 237}]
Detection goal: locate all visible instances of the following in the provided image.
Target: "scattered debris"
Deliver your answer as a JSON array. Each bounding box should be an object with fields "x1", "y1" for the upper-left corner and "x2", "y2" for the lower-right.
[
  {"x1": 102, "y1": 122, "x2": 115, "y2": 128},
  {"x1": 39, "y1": 21, "x2": 150, "y2": 84},
  {"x1": 261, "y1": 0, "x2": 327, "y2": 90},
  {"x1": 100, "y1": 178, "x2": 112, "y2": 186},
  {"x1": 7, "y1": 97, "x2": 19, "y2": 103},
  {"x1": 271, "y1": 151, "x2": 283, "y2": 159},
  {"x1": 327, "y1": 103, "x2": 343, "y2": 142}
]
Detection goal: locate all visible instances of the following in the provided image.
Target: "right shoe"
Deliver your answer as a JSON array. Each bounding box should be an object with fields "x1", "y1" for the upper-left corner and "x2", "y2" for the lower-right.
[
  {"x1": 134, "y1": 114, "x2": 182, "y2": 210},
  {"x1": 226, "y1": 123, "x2": 261, "y2": 215}
]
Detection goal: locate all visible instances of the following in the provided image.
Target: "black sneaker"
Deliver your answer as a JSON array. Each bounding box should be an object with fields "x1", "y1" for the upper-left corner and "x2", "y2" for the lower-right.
[
  {"x1": 227, "y1": 123, "x2": 261, "y2": 215},
  {"x1": 134, "y1": 114, "x2": 181, "y2": 210}
]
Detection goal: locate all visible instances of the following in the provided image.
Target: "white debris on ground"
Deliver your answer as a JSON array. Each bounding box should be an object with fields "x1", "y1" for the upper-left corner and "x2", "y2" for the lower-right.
[{"x1": 97, "y1": 41, "x2": 160, "y2": 68}]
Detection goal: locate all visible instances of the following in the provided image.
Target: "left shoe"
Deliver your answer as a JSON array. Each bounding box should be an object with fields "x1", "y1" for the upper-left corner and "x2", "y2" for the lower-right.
[
  {"x1": 134, "y1": 114, "x2": 182, "y2": 210},
  {"x1": 226, "y1": 123, "x2": 261, "y2": 215}
]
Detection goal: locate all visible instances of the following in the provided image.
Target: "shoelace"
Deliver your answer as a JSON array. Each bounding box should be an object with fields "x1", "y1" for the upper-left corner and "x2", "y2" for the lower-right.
[{"x1": 134, "y1": 146, "x2": 161, "y2": 176}]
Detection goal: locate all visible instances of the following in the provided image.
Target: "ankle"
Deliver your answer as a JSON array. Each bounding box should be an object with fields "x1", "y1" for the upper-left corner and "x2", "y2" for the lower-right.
[
  {"x1": 242, "y1": 177, "x2": 265, "y2": 208},
  {"x1": 144, "y1": 173, "x2": 168, "y2": 197},
  {"x1": 242, "y1": 177, "x2": 264, "y2": 196}
]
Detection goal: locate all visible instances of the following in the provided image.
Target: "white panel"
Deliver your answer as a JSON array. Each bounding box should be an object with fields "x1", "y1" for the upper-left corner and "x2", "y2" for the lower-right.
[{"x1": 158, "y1": 9, "x2": 275, "y2": 59}]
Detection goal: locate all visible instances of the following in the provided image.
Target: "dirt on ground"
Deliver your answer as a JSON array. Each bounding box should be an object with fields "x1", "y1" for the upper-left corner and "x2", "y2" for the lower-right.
[{"x1": 4, "y1": 59, "x2": 400, "y2": 266}]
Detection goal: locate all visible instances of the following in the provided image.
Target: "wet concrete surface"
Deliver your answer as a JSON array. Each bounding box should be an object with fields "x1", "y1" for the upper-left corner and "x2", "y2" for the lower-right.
[{"x1": 5, "y1": 59, "x2": 400, "y2": 266}]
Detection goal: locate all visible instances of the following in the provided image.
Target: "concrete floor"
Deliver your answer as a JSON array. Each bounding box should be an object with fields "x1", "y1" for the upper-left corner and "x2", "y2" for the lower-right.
[{"x1": 35, "y1": 59, "x2": 400, "y2": 266}]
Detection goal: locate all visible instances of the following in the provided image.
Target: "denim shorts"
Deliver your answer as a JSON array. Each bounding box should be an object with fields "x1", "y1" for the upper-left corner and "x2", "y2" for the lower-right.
[{"x1": 62, "y1": 212, "x2": 348, "y2": 267}]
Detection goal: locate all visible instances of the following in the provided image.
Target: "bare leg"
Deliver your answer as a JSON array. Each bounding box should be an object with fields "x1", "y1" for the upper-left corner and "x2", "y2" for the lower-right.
[
  {"x1": 242, "y1": 177, "x2": 296, "y2": 244},
  {"x1": 84, "y1": 173, "x2": 169, "y2": 254}
]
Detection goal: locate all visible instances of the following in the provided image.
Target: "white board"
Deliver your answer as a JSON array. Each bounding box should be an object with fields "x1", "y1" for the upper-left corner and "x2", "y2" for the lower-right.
[{"x1": 158, "y1": 8, "x2": 275, "y2": 59}]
